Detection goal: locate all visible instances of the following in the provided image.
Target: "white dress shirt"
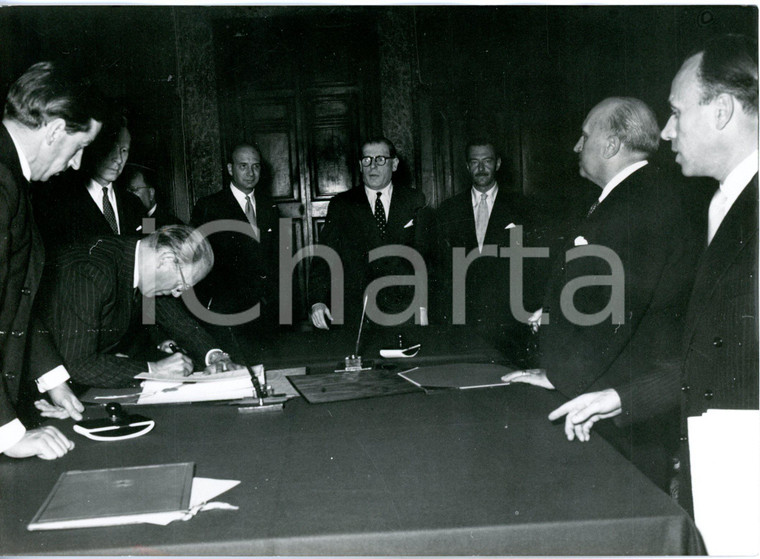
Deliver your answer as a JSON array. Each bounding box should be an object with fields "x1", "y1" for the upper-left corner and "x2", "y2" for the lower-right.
[
  {"x1": 597, "y1": 160, "x2": 648, "y2": 204},
  {"x1": 471, "y1": 183, "x2": 499, "y2": 219},
  {"x1": 229, "y1": 182, "x2": 257, "y2": 217},
  {"x1": 0, "y1": 126, "x2": 71, "y2": 454},
  {"x1": 708, "y1": 150, "x2": 758, "y2": 245},
  {"x1": 365, "y1": 183, "x2": 393, "y2": 217},
  {"x1": 86, "y1": 179, "x2": 122, "y2": 234}
]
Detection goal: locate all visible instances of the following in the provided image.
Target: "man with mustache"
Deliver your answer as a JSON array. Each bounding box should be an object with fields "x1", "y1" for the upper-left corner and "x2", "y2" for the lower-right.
[{"x1": 434, "y1": 139, "x2": 535, "y2": 357}]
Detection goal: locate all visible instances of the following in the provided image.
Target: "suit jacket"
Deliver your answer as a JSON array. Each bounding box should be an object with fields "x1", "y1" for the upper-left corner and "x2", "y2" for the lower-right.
[
  {"x1": 191, "y1": 185, "x2": 280, "y2": 320},
  {"x1": 146, "y1": 204, "x2": 184, "y2": 230},
  {"x1": 33, "y1": 171, "x2": 146, "y2": 255},
  {"x1": 540, "y1": 163, "x2": 700, "y2": 398},
  {"x1": 309, "y1": 184, "x2": 436, "y2": 326},
  {"x1": 435, "y1": 187, "x2": 539, "y2": 336},
  {"x1": 34, "y1": 236, "x2": 219, "y2": 388},
  {"x1": 0, "y1": 124, "x2": 62, "y2": 427}
]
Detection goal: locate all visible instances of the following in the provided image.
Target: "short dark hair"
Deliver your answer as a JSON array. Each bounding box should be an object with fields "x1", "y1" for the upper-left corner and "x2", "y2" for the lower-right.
[
  {"x1": 697, "y1": 34, "x2": 758, "y2": 115},
  {"x1": 361, "y1": 136, "x2": 397, "y2": 158},
  {"x1": 82, "y1": 111, "x2": 128, "y2": 175},
  {"x1": 120, "y1": 163, "x2": 157, "y2": 191},
  {"x1": 604, "y1": 97, "x2": 660, "y2": 156},
  {"x1": 229, "y1": 143, "x2": 261, "y2": 164},
  {"x1": 3, "y1": 61, "x2": 103, "y2": 132},
  {"x1": 464, "y1": 139, "x2": 499, "y2": 160}
]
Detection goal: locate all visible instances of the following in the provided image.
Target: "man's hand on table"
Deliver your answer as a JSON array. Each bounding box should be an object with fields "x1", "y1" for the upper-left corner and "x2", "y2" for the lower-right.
[
  {"x1": 149, "y1": 352, "x2": 194, "y2": 377},
  {"x1": 34, "y1": 382, "x2": 84, "y2": 421},
  {"x1": 501, "y1": 368, "x2": 555, "y2": 390},
  {"x1": 310, "y1": 303, "x2": 332, "y2": 330},
  {"x1": 548, "y1": 389, "x2": 622, "y2": 442},
  {"x1": 4, "y1": 426, "x2": 74, "y2": 460}
]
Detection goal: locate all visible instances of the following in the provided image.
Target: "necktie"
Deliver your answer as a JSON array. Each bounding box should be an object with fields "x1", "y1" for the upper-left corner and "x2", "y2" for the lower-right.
[
  {"x1": 475, "y1": 192, "x2": 489, "y2": 250},
  {"x1": 102, "y1": 187, "x2": 118, "y2": 234},
  {"x1": 245, "y1": 195, "x2": 260, "y2": 242},
  {"x1": 586, "y1": 199, "x2": 600, "y2": 218},
  {"x1": 374, "y1": 191, "x2": 387, "y2": 238},
  {"x1": 707, "y1": 186, "x2": 729, "y2": 245}
]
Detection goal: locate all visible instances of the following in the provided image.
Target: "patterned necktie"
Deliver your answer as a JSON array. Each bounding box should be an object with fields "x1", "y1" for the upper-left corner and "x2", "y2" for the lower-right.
[
  {"x1": 102, "y1": 186, "x2": 118, "y2": 234},
  {"x1": 475, "y1": 192, "x2": 489, "y2": 250},
  {"x1": 586, "y1": 199, "x2": 600, "y2": 218},
  {"x1": 707, "y1": 186, "x2": 729, "y2": 245},
  {"x1": 245, "y1": 194, "x2": 260, "y2": 242},
  {"x1": 374, "y1": 191, "x2": 387, "y2": 239}
]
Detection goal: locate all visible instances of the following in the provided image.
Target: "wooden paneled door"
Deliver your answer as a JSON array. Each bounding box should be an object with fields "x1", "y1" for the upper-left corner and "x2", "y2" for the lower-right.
[{"x1": 213, "y1": 15, "x2": 380, "y2": 324}]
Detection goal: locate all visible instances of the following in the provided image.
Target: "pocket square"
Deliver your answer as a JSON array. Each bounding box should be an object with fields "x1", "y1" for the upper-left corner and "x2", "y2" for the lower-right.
[
  {"x1": 404, "y1": 219, "x2": 414, "y2": 228},
  {"x1": 505, "y1": 223, "x2": 516, "y2": 229},
  {"x1": 574, "y1": 235, "x2": 589, "y2": 246},
  {"x1": 136, "y1": 225, "x2": 143, "y2": 232}
]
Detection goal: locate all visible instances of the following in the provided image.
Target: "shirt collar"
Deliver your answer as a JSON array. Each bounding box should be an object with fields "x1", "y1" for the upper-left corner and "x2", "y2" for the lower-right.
[
  {"x1": 148, "y1": 203, "x2": 157, "y2": 216},
  {"x1": 598, "y1": 160, "x2": 648, "y2": 203},
  {"x1": 720, "y1": 150, "x2": 758, "y2": 206},
  {"x1": 471, "y1": 183, "x2": 499, "y2": 207},
  {"x1": 229, "y1": 182, "x2": 254, "y2": 205},
  {"x1": 88, "y1": 178, "x2": 112, "y2": 195},
  {"x1": 133, "y1": 240, "x2": 141, "y2": 289},
  {"x1": 4, "y1": 124, "x2": 32, "y2": 182},
  {"x1": 365, "y1": 182, "x2": 393, "y2": 202}
]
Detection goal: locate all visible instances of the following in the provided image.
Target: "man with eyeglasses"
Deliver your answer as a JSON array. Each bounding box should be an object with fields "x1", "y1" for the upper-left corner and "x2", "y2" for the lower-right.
[
  {"x1": 122, "y1": 163, "x2": 183, "y2": 229},
  {"x1": 33, "y1": 226, "x2": 240, "y2": 388},
  {"x1": 309, "y1": 136, "x2": 435, "y2": 329},
  {"x1": 434, "y1": 139, "x2": 537, "y2": 359}
]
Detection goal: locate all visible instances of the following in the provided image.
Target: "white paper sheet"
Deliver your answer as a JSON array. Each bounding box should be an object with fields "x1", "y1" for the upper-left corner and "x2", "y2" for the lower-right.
[
  {"x1": 143, "y1": 477, "x2": 241, "y2": 526},
  {"x1": 137, "y1": 377, "x2": 253, "y2": 404},
  {"x1": 688, "y1": 409, "x2": 760, "y2": 556}
]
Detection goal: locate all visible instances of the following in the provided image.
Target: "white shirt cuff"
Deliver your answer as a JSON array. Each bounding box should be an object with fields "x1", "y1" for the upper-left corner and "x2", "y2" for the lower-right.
[
  {"x1": 0, "y1": 419, "x2": 27, "y2": 455},
  {"x1": 35, "y1": 365, "x2": 71, "y2": 393},
  {"x1": 205, "y1": 349, "x2": 224, "y2": 366}
]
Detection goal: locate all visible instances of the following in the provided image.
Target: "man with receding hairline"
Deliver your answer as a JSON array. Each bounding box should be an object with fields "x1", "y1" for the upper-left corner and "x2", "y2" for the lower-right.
[
  {"x1": 548, "y1": 35, "x2": 758, "y2": 518},
  {"x1": 503, "y1": 96, "x2": 700, "y2": 490}
]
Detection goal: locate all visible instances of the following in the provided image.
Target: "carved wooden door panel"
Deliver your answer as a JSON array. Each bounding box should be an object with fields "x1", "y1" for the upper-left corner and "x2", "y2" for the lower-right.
[{"x1": 214, "y1": 15, "x2": 379, "y2": 323}]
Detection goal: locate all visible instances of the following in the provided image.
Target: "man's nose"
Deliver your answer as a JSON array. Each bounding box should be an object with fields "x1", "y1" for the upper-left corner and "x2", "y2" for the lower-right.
[
  {"x1": 68, "y1": 149, "x2": 84, "y2": 170},
  {"x1": 661, "y1": 117, "x2": 675, "y2": 140},
  {"x1": 573, "y1": 138, "x2": 583, "y2": 153}
]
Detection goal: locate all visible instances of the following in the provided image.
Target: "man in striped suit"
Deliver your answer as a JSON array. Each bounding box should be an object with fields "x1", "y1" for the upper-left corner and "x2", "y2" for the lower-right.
[{"x1": 35, "y1": 226, "x2": 239, "y2": 388}]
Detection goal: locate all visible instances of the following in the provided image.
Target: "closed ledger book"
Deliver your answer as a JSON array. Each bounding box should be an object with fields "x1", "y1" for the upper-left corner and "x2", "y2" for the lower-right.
[{"x1": 28, "y1": 462, "x2": 194, "y2": 531}]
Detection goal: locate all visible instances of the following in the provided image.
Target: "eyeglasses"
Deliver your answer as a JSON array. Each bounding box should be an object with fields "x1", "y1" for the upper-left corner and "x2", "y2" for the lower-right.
[
  {"x1": 173, "y1": 261, "x2": 190, "y2": 296},
  {"x1": 360, "y1": 155, "x2": 392, "y2": 167}
]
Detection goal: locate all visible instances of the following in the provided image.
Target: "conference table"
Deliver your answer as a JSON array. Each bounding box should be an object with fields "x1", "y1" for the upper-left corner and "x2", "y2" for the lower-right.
[{"x1": 0, "y1": 327, "x2": 704, "y2": 556}]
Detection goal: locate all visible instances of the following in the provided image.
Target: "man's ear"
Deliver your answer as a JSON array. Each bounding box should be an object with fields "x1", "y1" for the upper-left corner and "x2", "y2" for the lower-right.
[
  {"x1": 603, "y1": 135, "x2": 621, "y2": 159},
  {"x1": 495, "y1": 157, "x2": 502, "y2": 172},
  {"x1": 227, "y1": 163, "x2": 233, "y2": 177},
  {"x1": 391, "y1": 157, "x2": 399, "y2": 172},
  {"x1": 714, "y1": 93, "x2": 735, "y2": 130},
  {"x1": 44, "y1": 118, "x2": 67, "y2": 145}
]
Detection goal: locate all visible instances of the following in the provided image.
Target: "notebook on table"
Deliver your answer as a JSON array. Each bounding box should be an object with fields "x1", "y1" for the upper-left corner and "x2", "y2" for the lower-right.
[{"x1": 28, "y1": 462, "x2": 194, "y2": 531}]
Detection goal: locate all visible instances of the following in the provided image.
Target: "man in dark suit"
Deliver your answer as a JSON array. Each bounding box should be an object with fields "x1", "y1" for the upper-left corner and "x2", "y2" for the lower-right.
[
  {"x1": 191, "y1": 143, "x2": 280, "y2": 335},
  {"x1": 548, "y1": 35, "x2": 758, "y2": 516},
  {"x1": 435, "y1": 139, "x2": 536, "y2": 357},
  {"x1": 309, "y1": 136, "x2": 435, "y2": 329},
  {"x1": 504, "y1": 97, "x2": 700, "y2": 489},
  {"x1": 34, "y1": 113, "x2": 146, "y2": 254},
  {"x1": 123, "y1": 163, "x2": 183, "y2": 230},
  {"x1": 35, "y1": 226, "x2": 240, "y2": 388},
  {"x1": 1, "y1": 62, "x2": 101, "y2": 460}
]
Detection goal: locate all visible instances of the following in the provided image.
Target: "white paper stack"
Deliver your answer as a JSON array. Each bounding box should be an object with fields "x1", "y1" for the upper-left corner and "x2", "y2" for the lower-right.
[
  {"x1": 137, "y1": 377, "x2": 254, "y2": 404},
  {"x1": 688, "y1": 409, "x2": 760, "y2": 556}
]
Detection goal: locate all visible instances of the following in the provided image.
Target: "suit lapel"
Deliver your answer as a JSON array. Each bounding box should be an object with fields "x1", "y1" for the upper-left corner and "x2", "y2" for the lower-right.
[
  {"x1": 346, "y1": 186, "x2": 381, "y2": 243},
  {"x1": 386, "y1": 185, "x2": 412, "y2": 237},
  {"x1": 484, "y1": 190, "x2": 514, "y2": 245},
  {"x1": 684, "y1": 175, "x2": 758, "y2": 341}
]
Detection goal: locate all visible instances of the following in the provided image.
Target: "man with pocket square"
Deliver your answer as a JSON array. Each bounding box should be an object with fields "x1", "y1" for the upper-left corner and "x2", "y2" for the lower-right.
[
  {"x1": 434, "y1": 139, "x2": 538, "y2": 358},
  {"x1": 309, "y1": 136, "x2": 435, "y2": 329},
  {"x1": 503, "y1": 97, "x2": 701, "y2": 490}
]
